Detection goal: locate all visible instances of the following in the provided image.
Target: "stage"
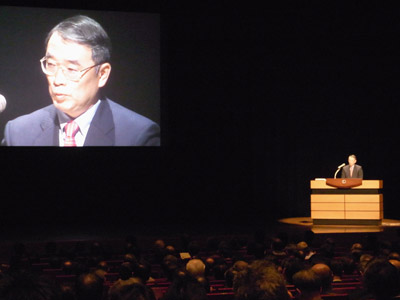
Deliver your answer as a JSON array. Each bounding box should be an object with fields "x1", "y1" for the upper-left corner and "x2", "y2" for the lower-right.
[{"x1": 279, "y1": 217, "x2": 400, "y2": 234}]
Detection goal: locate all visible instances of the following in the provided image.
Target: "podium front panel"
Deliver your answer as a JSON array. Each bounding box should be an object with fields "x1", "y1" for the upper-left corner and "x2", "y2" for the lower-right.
[{"x1": 310, "y1": 179, "x2": 383, "y2": 225}]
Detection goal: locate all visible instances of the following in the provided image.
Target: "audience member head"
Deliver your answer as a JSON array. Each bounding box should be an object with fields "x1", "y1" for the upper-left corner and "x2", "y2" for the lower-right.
[
  {"x1": 0, "y1": 271, "x2": 61, "y2": 300},
  {"x1": 186, "y1": 259, "x2": 206, "y2": 278},
  {"x1": 292, "y1": 269, "x2": 322, "y2": 300},
  {"x1": 165, "y1": 245, "x2": 176, "y2": 256},
  {"x1": 271, "y1": 238, "x2": 285, "y2": 253},
  {"x1": 213, "y1": 262, "x2": 229, "y2": 280},
  {"x1": 124, "y1": 253, "x2": 138, "y2": 265},
  {"x1": 234, "y1": 260, "x2": 290, "y2": 300},
  {"x1": 118, "y1": 262, "x2": 133, "y2": 281},
  {"x1": 388, "y1": 252, "x2": 400, "y2": 261},
  {"x1": 311, "y1": 263, "x2": 333, "y2": 293},
  {"x1": 318, "y1": 239, "x2": 335, "y2": 259},
  {"x1": 389, "y1": 259, "x2": 400, "y2": 271},
  {"x1": 204, "y1": 256, "x2": 215, "y2": 275},
  {"x1": 363, "y1": 258, "x2": 400, "y2": 300},
  {"x1": 108, "y1": 278, "x2": 155, "y2": 300},
  {"x1": 75, "y1": 272, "x2": 104, "y2": 300},
  {"x1": 154, "y1": 239, "x2": 165, "y2": 250},
  {"x1": 358, "y1": 254, "x2": 374, "y2": 275},
  {"x1": 330, "y1": 258, "x2": 344, "y2": 280},
  {"x1": 296, "y1": 241, "x2": 310, "y2": 259},
  {"x1": 282, "y1": 257, "x2": 305, "y2": 285},
  {"x1": 340, "y1": 255, "x2": 356, "y2": 275},
  {"x1": 153, "y1": 239, "x2": 166, "y2": 263},
  {"x1": 93, "y1": 260, "x2": 108, "y2": 280},
  {"x1": 378, "y1": 240, "x2": 393, "y2": 257},
  {"x1": 162, "y1": 254, "x2": 180, "y2": 281},
  {"x1": 225, "y1": 260, "x2": 249, "y2": 288},
  {"x1": 132, "y1": 261, "x2": 152, "y2": 283}
]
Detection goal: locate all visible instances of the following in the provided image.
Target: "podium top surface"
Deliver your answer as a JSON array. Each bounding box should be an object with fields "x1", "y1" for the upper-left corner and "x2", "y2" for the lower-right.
[{"x1": 310, "y1": 179, "x2": 383, "y2": 189}]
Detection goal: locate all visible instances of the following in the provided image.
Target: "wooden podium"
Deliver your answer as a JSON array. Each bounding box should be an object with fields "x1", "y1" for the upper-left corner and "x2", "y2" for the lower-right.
[{"x1": 310, "y1": 179, "x2": 383, "y2": 225}]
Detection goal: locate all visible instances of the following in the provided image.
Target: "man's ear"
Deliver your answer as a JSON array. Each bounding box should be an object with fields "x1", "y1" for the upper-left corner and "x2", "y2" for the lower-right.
[{"x1": 98, "y1": 63, "x2": 111, "y2": 88}]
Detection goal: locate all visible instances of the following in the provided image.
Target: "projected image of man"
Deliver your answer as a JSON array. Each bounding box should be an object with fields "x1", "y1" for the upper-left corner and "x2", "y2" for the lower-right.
[{"x1": 2, "y1": 15, "x2": 160, "y2": 146}]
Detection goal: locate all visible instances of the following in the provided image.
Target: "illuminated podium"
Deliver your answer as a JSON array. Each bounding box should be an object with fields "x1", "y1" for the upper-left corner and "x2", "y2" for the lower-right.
[{"x1": 310, "y1": 179, "x2": 383, "y2": 225}]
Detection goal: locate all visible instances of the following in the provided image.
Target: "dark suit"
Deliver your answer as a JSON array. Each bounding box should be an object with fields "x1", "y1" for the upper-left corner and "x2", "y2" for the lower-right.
[
  {"x1": 2, "y1": 98, "x2": 160, "y2": 146},
  {"x1": 341, "y1": 164, "x2": 363, "y2": 179}
]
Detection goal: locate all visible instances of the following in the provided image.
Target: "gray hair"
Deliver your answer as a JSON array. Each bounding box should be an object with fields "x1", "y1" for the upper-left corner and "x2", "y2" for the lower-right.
[{"x1": 45, "y1": 15, "x2": 112, "y2": 65}]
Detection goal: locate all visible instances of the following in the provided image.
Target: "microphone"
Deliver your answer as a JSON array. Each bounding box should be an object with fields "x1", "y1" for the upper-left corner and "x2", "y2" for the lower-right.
[
  {"x1": 0, "y1": 94, "x2": 6, "y2": 113},
  {"x1": 337, "y1": 163, "x2": 345, "y2": 169},
  {"x1": 334, "y1": 163, "x2": 346, "y2": 179}
]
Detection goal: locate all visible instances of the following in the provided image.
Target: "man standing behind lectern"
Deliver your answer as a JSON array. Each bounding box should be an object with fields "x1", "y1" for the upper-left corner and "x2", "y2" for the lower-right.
[{"x1": 341, "y1": 154, "x2": 363, "y2": 179}]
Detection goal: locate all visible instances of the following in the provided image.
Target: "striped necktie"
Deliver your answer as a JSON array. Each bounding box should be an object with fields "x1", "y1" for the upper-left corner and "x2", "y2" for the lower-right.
[{"x1": 64, "y1": 120, "x2": 79, "y2": 147}]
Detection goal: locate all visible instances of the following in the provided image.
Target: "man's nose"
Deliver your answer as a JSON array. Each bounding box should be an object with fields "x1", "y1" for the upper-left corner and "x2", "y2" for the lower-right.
[{"x1": 53, "y1": 67, "x2": 67, "y2": 85}]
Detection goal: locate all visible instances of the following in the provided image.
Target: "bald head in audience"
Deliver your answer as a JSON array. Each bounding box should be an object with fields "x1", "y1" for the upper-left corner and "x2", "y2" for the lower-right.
[
  {"x1": 311, "y1": 263, "x2": 333, "y2": 293},
  {"x1": 389, "y1": 259, "x2": 400, "y2": 270},
  {"x1": 186, "y1": 259, "x2": 206, "y2": 278}
]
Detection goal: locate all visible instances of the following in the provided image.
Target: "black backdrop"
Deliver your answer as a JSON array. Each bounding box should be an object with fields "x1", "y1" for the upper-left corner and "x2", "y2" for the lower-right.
[{"x1": 1, "y1": 1, "x2": 400, "y2": 236}]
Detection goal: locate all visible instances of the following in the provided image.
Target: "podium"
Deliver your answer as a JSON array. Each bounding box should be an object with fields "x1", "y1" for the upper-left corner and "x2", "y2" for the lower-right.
[{"x1": 310, "y1": 179, "x2": 383, "y2": 225}]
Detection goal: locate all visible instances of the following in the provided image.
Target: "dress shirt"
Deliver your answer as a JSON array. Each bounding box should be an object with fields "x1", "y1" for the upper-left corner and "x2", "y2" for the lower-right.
[{"x1": 57, "y1": 100, "x2": 101, "y2": 147}]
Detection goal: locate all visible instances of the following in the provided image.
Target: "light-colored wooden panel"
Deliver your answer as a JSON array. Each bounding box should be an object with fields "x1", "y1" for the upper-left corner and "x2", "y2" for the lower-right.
[
  {"x1": 345, "y1": 194, "x2": 382, "y2": 203},
  {"x1": 354, "y1": 180, "x2": 383, "y2": 189},
  {"x1": 345, "y1": 203, "x2": 380, "y2": 211},
  {"x1": 345, "y1": 211, "x2": 382, "y2": 220},
  {"x1": 311, "y1": 195, "x2": 344, "y2": 203},
  {"x1": 311, "y1": 211, "x2": 345, "y2": 219},
  {"x1": 311, "y1": 203, "x2": 344, "y2": 210},
  {"x1": 310, "y1": 181, "x2": 336, "y2": 189}
]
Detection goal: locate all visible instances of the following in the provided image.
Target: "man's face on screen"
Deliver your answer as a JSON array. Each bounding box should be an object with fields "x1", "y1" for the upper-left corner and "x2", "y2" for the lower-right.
[{"x1": 45, "y1": 32, "x2": 110, "y2": 118}]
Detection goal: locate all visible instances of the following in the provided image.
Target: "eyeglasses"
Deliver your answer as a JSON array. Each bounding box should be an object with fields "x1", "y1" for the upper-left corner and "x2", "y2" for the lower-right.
[{"x1": 40, "y1": 56, "x2": 103, "y2": 82}]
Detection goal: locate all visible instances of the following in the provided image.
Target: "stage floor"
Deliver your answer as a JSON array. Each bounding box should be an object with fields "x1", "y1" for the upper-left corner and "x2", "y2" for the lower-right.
[{"x1": 278, "y1": 217, "x2": 400, "y2": 233}]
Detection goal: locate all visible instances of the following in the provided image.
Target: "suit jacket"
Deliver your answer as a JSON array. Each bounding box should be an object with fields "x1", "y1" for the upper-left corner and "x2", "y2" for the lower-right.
[
  {"x1": 341, "y1": 164, "x2": 363, "y2": 179},
  {"x1": 2, "y1": 98, "x2": 160, "y2": 146}
]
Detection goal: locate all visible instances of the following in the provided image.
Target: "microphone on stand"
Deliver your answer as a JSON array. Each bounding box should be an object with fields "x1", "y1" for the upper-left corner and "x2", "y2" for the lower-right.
[
  {"x1": 334, "y1": 163, "x2": 346, "y2": 179},
  {"x1": 0, "y1": 94, "x2": 6, "y2": 113}
]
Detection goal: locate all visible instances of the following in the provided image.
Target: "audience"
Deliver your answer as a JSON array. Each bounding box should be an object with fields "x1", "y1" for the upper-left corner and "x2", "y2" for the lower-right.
[{"x1": 3, "y1": 230, "x2": 400, "y2": 300}]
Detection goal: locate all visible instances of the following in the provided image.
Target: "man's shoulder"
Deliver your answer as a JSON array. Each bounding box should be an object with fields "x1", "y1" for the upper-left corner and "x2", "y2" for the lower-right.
[
  {"x1": 3, "y1": 104, "x2": 57, "y2": 146},
  {"x1": 101, "y1": 98, "x2": 160, "y2": 146},
  {"x1": 7, "y1": 104, "x2": 56, "y2": 129},
  {"x1": 106, "y1": 99, "x2": 154, "y2": 120},
  {"x1": 104, "y1": 98, "x2": 158, "y2": 127}
]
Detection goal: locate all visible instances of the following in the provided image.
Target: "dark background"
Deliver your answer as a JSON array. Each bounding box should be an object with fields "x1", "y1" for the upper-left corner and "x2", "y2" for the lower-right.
[{"x1": 0, "y1": 1, "x2": 399, "y2": 237}]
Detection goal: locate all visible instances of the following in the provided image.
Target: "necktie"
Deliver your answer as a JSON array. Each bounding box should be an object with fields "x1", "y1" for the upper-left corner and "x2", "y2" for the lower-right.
[
  {"x1": 350, "y1": 166, "x2": 353, "y2": 177},
  {"x1": 64, "y1": 120, "x2": 79, "y2": 147}
]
